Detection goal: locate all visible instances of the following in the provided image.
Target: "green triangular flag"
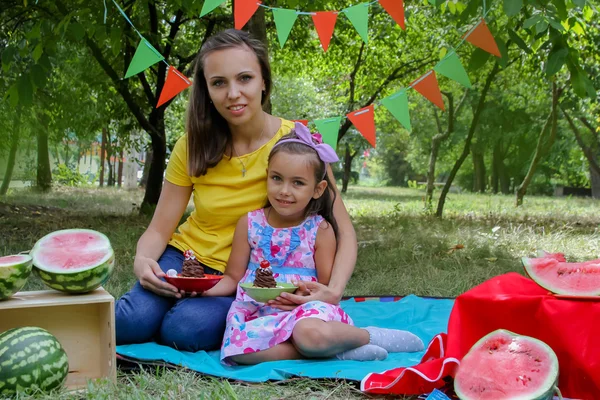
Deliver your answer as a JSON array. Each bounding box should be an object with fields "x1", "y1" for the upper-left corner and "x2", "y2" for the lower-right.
[
  {"x1": 381, "y1": 90, "x2": 411, "y2": 132},
  {"x1": 344, "y1": 3, "x2": 369, "y2": 44},
  {"x1": 124, "y1": 39, "x2": 165, "y2": 79},
  {"x1": 314, "y1": 117, "x2": 342, "y2": 151},
  {"x1": 434, "y1": 51, "x2": 472, "y2": 88},
  {"x1": 272, "y1": 8, "x2": 298, "y2": 48},
  {"x1": 200, "y1": 0, "x2": 226, "y2": 17}
]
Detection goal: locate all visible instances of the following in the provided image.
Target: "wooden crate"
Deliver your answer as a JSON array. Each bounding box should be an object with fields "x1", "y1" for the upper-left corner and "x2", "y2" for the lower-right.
[{"x1": 0, "y1": 287, "x2": 116, "y2": 390}]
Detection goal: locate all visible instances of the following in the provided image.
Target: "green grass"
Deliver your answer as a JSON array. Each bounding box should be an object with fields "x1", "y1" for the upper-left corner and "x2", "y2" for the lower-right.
[{"x1": 1, "y1": 185, "x2": 599, "y2": 399}]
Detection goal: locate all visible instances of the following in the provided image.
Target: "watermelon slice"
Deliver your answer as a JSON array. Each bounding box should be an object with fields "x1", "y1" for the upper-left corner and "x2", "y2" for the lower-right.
[
  {"x1": 454, "y1": 329, "x2": 559, "y2": 400},
  {"x1": 522, "y1": 251, "x2": 600, "y2": 296},
  {"x1": 0, "y1": 254, "x2": 33, "y2": 300},
  {"x1": 30, "y1": 229, "x2": 114, "y2": 293}
]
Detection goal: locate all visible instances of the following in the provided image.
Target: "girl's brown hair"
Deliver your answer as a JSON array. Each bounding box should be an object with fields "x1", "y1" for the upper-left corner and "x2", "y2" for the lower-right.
[
  {"x1": 186, "y1": 29, "x2": 272, "y2": 176},
  {"x1": 268, "y1": 133, "x2": 339, "y2": 237}
]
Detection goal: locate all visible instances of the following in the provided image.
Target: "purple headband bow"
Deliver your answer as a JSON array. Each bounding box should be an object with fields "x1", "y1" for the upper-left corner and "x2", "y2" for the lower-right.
[{"x1": 273, "y1": 122, "x2": 340, "y2": 166}]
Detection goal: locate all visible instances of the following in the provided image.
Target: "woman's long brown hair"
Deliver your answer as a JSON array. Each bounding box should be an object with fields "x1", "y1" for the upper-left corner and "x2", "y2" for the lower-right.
[{"x1": 186, "y1": 29, "x2": 272, "y2": 176}]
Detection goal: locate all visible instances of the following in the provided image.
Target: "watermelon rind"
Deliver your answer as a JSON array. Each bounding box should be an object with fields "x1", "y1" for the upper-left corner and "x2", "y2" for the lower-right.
[
  {"x1": 30, "y1": 229, "x2": 114, "y2": 294},
  {"x1": 0, "y1": 255, "x2": 33, "y2": 300},
  {"x1": 0, "y1": 326, "x2": 69, "y2": 396},
  {"x1": 454, "y1": 329, "x2": 559, "y2": 400},
  {"x1": 522, "y1": 255, "x2": 600, "y2": 296}
]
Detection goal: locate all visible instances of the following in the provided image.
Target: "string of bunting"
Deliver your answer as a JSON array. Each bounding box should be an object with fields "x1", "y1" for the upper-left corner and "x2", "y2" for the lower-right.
[
  {"x1": 293, "y1": 10, "x2": 501, "y2": 150},
  {"x1": 105, "y1": 0, "x2": 502, "y2": 148},
  {"x1": 221, "y1": 0, "x2": 406, "y2": 50}
]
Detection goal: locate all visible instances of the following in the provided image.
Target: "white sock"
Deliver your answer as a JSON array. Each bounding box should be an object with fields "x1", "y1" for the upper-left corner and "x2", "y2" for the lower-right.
[
  {"x1": 365, "y1": 326, "x2": 424, "y2": 353},
  {"x1": 336, "y1": 344, "x2": 388, "y2": 361}
]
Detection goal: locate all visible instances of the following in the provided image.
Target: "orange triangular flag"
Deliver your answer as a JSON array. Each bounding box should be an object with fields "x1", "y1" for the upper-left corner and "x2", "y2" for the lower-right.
[
  {"x1": 311, "y1": 11, "x2": 338, "y2": 52},
  {"x1": 156, "y1": 66, "x2": 192, "y2": 108},
  {"x1": 347, "y1": 105, "x2": 376, "y2": 147},
  {"x1": 292, "y1": 119, "x2": 309, "y2": 126},
  {"x1": 463, "y1": 19, "x2": 501, "y2": 57},
  {"x1": 379, "y1": 0, "x2": 405, "y2": 30},
  {"x1": 411, "y1": 71, "x2": 445, "y2": 110},
  {"x1": 234, "y1": 0, "x2": 261, "y2": 30}
]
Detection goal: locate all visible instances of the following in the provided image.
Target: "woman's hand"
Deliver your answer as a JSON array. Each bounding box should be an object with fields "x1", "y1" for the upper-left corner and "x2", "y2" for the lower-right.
[
  {"x1": 266, "y1": 280, "x2": 342, "y2": 310},
  {"x1": 134, "y1": 256, "x2": 183, "y2": 298}
]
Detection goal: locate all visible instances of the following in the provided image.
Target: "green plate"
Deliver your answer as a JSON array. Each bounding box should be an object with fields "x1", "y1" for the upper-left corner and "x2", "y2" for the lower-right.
[{"x1": 239, "y1": 282, "x2": 297, "y2": 303}]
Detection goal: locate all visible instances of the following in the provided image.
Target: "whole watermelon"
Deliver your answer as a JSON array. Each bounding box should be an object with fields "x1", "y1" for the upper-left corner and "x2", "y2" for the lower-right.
[
  {"x1": 0, "y1": 327, "x2": 69, "y2": 396},
  {"x1": 0, "y1": 255, "x2": 33, "y2": 300},
  {"x1": 30, "y1": 229, "x2": 114, "y2": 294}
]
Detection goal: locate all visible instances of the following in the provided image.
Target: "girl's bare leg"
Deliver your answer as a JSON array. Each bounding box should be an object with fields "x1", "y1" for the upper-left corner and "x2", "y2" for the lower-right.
[
  {"x1": 229, "y1": 341, "x2": 303, "y2": 365},
  {"x1": 292, "y1": 319, "x2": 370, "y2": 357}
]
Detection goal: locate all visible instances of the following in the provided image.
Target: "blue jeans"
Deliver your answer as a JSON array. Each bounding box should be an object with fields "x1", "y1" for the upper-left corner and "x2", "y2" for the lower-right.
[{"x1": 115, "y1": 246, "x2": 234, "y2": 352}]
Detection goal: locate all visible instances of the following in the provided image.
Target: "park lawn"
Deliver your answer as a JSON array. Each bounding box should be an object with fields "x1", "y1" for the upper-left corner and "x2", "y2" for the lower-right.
[{"x1": 1, "y1": 186, "x2": 599, "y2": 399}]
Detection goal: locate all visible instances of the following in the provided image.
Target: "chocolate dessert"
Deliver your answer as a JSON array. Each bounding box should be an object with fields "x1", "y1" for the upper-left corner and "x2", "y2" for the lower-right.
[
  {"x1": 254, "y1": 260, "x2": 276, "y2": 288},
  {"x1": 181, "y1": 250, "x2": 205, "y2": 278}
]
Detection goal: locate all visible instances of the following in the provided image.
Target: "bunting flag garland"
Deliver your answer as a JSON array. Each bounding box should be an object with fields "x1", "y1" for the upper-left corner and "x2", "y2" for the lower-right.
[
  {"x1": 314, "y1": 117, "x2": 342, "y2": 150},
  {"x1": 104, "y1": 0, "x2": 504, "y2": 149},
  {"x1": 272, "y1": 8, "x2": 299, "y2": 48},
  {"x1": 434, "y1": 51, "x2": 472, "y2": 88},
  {"x1": 344, "y1": 3, "x2": 370, "y2": 44},
  {"x1": 228, "y1": 0, "x2": 404, "y2": 50},
  {"x1": 463, "y1": 19, "x2": 501, "y2": 57},
  {"x1": 411, "y1": 71, "x2": 445, "y2": 110},
  {"x1": 379, "y1": 0, "x2": 405, "y2": 30},
  {"x1": 312, "y1": 11, "x2": 338, "y2": 52},
  {"x1": 380, "y1": 91, "x2": 411, "y2": 132},
  {"x1": 200, "y1": 0, "x2": 227, "y2": 17},
  {"x1": 234, "y1": 0, "x2": 261, "y2": 29},
  {"x1": 124, "y1": 40, "x2": 165, "y2": 79},
  {"x1": 156, "y1": 66, "x2": 193, "y2": 108},
  {"x1": 347, "y1": 105, "x2": 376, "y2": 147}
]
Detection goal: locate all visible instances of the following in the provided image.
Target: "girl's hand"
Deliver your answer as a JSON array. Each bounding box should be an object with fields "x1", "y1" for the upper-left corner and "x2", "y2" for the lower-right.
[
  {"x1": 267, "y1": 280, "x2": 341, "y2": 310},
  {"x1": 134, "y1": 256, "x2": 182, "y2": 298}
]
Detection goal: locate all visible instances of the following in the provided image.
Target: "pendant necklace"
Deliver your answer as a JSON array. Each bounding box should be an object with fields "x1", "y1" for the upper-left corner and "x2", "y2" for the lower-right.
[{"x1": 232, "y1": 116, "x2": 267, "y2": 177}]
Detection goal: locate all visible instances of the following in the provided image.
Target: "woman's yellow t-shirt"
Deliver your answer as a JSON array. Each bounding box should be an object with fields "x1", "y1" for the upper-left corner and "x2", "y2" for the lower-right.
[{"x1": 165, "y1": 118, "x2": 294, "y2": 272}]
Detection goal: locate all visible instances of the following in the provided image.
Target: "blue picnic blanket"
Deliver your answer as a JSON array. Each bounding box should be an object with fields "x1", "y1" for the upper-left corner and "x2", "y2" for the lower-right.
[{"x1": 116, "y1": 295, "x2": 453, "y2": 382}]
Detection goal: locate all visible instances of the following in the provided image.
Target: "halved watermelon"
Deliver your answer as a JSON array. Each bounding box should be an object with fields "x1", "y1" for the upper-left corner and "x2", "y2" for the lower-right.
[
  {"x1": 454, "y1": 329, "x2": 559, "y2": 400},
  {"x1": 30, "y1": 229, "x2": 114, "y2": 293},
  {"x1": 0, "y1": 255, "x2": 33, "y2": 300},
  {"x1": 522, "y1": 251, "x2": 600, "y2": 296}
]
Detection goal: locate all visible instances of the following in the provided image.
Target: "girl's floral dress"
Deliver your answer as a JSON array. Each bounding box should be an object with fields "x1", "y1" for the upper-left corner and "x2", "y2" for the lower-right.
[{"x1": 220, "y1": 208, "x2": 353, "y2": 364}]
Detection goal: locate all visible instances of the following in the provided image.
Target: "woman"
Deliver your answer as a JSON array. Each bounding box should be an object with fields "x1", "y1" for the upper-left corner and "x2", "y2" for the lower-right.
[{"x1": 115, "y1": 29, "x2": 357, "y2": 352}]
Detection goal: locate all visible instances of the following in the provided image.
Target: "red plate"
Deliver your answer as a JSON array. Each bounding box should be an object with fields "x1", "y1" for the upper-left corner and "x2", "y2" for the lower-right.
[{"x1": 164, "y1": 274, "x2": 223, "y2": 292}]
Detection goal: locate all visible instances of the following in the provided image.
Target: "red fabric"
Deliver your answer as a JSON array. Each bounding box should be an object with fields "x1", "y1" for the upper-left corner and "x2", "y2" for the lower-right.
[
  {"x1": 447, "y1": 272, "x2": 600, "y2": 399},
  {"x1": 361, "y1": 334, "x2": 459, "y2": 394},
  {"x1": 361, "y1": 273, "x2": 600, "y2": 398}
]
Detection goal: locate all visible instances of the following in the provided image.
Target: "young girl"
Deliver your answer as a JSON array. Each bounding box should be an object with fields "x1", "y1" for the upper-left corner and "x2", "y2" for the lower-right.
[{"x1": 204, "y1": 122, "x2": 424, "y2": 364}]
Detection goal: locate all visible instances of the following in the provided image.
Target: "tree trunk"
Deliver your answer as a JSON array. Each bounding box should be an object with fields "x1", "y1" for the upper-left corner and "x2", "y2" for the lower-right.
[
  {"x1": 0, "y1": 115, "x2": 21, "y2": 195},
  {"x1": 562, "y1": 108, "x2": 600, "y2": 181},
  {"x1": 515, "y1": 82, "x2": 559, "y2": 206},
  {"x1": 436, "y1": 63, "x2": 500, "y2": 217},
  {"x1": 100, "y1": 127, "x2": 107, "y2": 187},
  {"x1": 140, "y1": 113, "x2": 167, "y2": 214},
  {"x1": 590, "y1": 164, "x2": 600, "y2": 199},
  {"x1": 341, "y1": 146, "x2": 357, "y2": 194},
  {"x1": 491, "y1": 141, "x2": 509, "y2": 194},
  {"x1": 106, "y1": 130, "x2": 114, "y2": 187},
  {"x1": 140, "y1": 149, "x2": 152, "y2": 188},
  {"x1": 425, "y1": 137, "x2": 442, "y2": 206},
  {"x1": 64, "y1": 140, "x2": 70, "y2": 167},
  {"x1": 36, "y1": 127, "x2": 52, "y2": 192},
  {"x1": 472, "y1": 149, "x2": 486, "y2": 193},
  {"x1": 117, "y1": 148, "x2": 124, "y2": 188}
]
